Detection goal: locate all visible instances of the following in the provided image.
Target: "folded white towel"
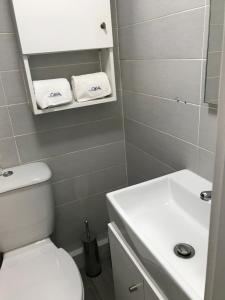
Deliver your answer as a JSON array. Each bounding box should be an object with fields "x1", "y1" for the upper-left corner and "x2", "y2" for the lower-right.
[
  {"x1": 71, "y1": 72, "x2": 112, "y2": 102},
  {"x1": 33, "y1": 78, "x2": 73, "y2": 109}
]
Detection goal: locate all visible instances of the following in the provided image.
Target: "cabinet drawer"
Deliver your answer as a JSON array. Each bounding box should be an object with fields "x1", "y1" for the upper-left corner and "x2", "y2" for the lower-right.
[
  {"x1": 109, "y1": 224, "x2": 144, "y2": 300},
  {"x1": 108, "y1": 223, "x2": 165, "y2": 300}
]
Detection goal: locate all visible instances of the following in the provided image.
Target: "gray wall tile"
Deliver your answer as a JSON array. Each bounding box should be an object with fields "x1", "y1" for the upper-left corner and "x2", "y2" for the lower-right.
[
  {"x1": 16, "y1": 117, "x2": 123, "y2": 163},
  {"x1": 207, "y1": 52, "x2": 222, "y2": 77},
  {"x1": 125, "y1": 118, "x2": 198, "y2": 172},
  {"x1": 119, "y1": 0, "x2": 216, "y2": 184},
  {"x1": 121, "y1": 59, "x2": 202, "y2": 104},
  {"x1": 208, "y1": 25, "x2": 224, "y2": 52},
  {"x1": 0, "y1": 107, "x2": 13, "y2": 139},
  {"x1": 0, "y1": 79, "x2": 6, "y2": 106},
  {"x1": 197, "y1": 148, "x2": 215, "y2": 181},
  {"x1": 0, "y1": 35, "x2": 21, "y2": 71},
  {"x1": 1, "y1": 70, "x2": 27, "y2": 104},
  {"x1": 0, "y1": 138, "x2": 19, "y2": 167},
  {"x1": 124, "y1": 91, "x2": 199, "y2": 144},
  {"x1": 119, "y1": 8, "x2": 205, "y2": 59},
  {"x1": 205, "y1": 77, "x2": 220, "y2": 103},
  {"x1": 45, "y1": 141, "x2": 126, "y2": 182},
  {"x1": 118, "y1": 0, "x2": 205, "y2": 26},
  {"x1": 9, "y1": 92, "x2": 122, "y2": 135},
  {"x1": 126, "y1": 143, "x2": 175, "y2": 185},
  {"x1": 53, "y1": 164, "x2": 127, "y2": 206},
  {"x1": 0, "y1": 0, "x2": 15, "y2": 33},
  {"x1": 113, "y1": 28, "x2": 119, "y2": 46},
  {"x1": 54, "y1": 199, "x2": 86, "y2": 250},
  {"x1": 210, "y1": 0, "x2": 225, "y2": 24},
  {"x1": 199, "y1": 106, "x2": 218, "y2": 152},
  {"x1": 54, "y1": 193, "x2": 109, "y2": 251}
]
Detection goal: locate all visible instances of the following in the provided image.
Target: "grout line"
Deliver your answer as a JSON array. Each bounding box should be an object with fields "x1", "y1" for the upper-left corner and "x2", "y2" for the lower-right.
[
  {"x1": 20, "y1": 67, "x2": 30, "y2": 104},
  {"x1": 121, "y1": 58, "x2": 206, "y2": 61},
  {"x1": 208, "y1": 51, "x2": 223, "y2": 54},
  {"x1": 207, "y1": 76, "x2": 220, "y2": 79},
  {"x1": 126, "y1": 117, "x2": 199, "y2": 149},
  {"x1": 114, "y1": 24, "x2": 129, "y2": 185},
  {"x1": 0, "y1": 61, "x2": 99, "y2": 74},
  {"x1": 120, "y1": 90, "x2": 128, "y2": 186},
  {"x1": 118, "y1": 5, "x2": 208, "y2": 29},
  {"x1": 0, "y1": 32, "x2": 15, "y2": 35},
  {"x1": 26, "y1": 140, "x2": 125, "y2": 164},
  {"x1": 11, "y1": 116, "x2": 120, "y2": 138},
  {"x1": 0, "y1": 68, "x2": 23, "y2": 74},
  {"x1": 126, "y1": 141, "x2": 176, "y2": 172},
  {"x1": 210, "y1": 23, "x2": 225, "y2": 26},
  {"x1": 197, "y1": 105, "x2": 202, "y2": 149},
  {"x1": 52, "y1": 163, "x2": 126, "y2": 185},
  {"x1": 198, "y1": 146, "x2": 215, "y2": 155},
  {"x1": 126, "y1": 117, "x2": 215, "y2": 154},
  {"x1": 56, "y1": 184, "x2": 126, "y2": 209},
  {"x1": 0, "y1": 73, "x2": 22, "y2": 164},
  {"x1": 197, "y1": 3, "x2": 210, "y2": 149},
  {"x1": 123, "y1": 89, "x2": 201, "y2": 107}
]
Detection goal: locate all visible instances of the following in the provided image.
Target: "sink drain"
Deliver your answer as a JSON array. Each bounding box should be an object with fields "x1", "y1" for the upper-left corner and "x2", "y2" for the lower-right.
[{"x1": 174, "y1": 243, "x2": 195, "y2": 259}]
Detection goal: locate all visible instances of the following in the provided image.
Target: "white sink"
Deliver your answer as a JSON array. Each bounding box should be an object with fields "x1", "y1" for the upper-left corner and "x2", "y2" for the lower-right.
[{"x1": 107, "y1": 170, "x2": 212, "y2": 300}]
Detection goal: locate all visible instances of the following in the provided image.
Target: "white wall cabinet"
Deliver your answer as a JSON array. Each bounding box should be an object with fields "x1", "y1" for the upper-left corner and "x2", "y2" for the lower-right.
[
  {"x1": 108, "y1": 223, "x2": 165, "y2": 300},
  {"x1": 11, "y1": 0, "x2": 113, "y2": 54},
  {"x1": 11, "y1": 0, "x2": 116, "y2": 114}
]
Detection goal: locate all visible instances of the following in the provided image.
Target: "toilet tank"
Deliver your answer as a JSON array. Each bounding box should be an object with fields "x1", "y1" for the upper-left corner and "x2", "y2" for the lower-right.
[{"x1": 0, "y1": 162, "x2": 54, "y2": 253}]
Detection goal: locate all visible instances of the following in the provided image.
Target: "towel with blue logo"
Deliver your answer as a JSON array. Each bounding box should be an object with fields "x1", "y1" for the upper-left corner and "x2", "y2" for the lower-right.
[
  {"x1": 71, "y1": 72, "x2": 112, "y2": 102},
  {"x1": 33, "y1": 78, "x2": 73, "y2": 109}
]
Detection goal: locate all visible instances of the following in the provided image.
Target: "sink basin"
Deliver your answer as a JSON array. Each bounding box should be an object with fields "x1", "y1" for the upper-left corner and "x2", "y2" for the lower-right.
[{"x1": 107, "y1": 170, "x2": 212, "y2": 300}]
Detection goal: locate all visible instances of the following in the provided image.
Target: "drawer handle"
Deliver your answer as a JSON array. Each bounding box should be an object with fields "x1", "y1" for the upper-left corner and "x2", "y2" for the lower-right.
[{"x1": 129, "y1": 283, "x2": 141, "y2": 293}]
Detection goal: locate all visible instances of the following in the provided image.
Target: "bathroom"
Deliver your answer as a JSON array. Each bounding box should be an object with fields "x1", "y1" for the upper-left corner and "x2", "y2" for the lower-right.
[{"x1": 0, "y1": 0, "x2": 224, "y2": 299}]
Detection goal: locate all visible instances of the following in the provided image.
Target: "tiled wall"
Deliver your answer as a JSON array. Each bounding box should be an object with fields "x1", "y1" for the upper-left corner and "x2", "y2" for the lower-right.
[
  {"x1": 0, "y1": 0, "x2": 127, "y2": 251},
  {"x1": 117, "y1": 0, "x2": 218, "y2": 184},
  {"x1": 0, "y1": 0, "x2": 219, "y2": 251},
  {"x1": 205, "y1": 0, "x2": 225, "y2": 104}
]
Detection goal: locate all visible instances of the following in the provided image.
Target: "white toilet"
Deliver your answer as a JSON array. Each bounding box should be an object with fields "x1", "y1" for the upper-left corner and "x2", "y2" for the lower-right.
[{"x1": 0, "y1": 162, "x2": 84, "y2": 300}]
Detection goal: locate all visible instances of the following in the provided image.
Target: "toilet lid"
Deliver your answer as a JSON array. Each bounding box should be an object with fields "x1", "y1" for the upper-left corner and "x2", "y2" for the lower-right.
[{"x1": 0, "y1": 239, "x2": 83, "y2": 300}]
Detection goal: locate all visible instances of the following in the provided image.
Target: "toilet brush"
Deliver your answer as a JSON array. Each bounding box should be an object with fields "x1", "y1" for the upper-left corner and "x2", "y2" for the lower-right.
[{"x1": 82, "y1": 219, "x2": 102, "y2": 277}]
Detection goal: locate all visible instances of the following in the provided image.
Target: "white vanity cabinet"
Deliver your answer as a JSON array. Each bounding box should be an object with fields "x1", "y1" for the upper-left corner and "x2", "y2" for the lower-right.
[{"x1": 108, "y1": 223, "x2": 164, "y2": 300}]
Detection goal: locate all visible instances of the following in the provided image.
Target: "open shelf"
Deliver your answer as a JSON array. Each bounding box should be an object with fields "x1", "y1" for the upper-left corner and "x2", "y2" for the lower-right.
[
  {"x1": 23, "y1": 48, "x2": 117, "y2": 115},
  {"x1": 30, "y1": 95, "x2": 116, "y2": 115}
]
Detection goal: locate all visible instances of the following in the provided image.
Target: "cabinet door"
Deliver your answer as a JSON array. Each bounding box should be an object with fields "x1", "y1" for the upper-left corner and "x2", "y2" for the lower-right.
[
  {"x1": 109, "y1": 225, "x2": 144, "y2": 300},
  {"x1": 12, "y1": 0, "x2": 113, "y2": 54},
  {"x1": 144, "y1": 280, "x2": 160, "y2": 300}
]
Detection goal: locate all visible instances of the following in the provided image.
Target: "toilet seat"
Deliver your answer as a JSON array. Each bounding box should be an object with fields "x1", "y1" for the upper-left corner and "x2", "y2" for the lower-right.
[{"x1": 0, "y1": 239, "x2": 84, "y2": 300}]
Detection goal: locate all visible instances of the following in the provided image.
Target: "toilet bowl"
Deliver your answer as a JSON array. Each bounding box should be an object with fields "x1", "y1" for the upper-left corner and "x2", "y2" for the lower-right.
[{"x1": 0, "y1": 163, "x2": 84, "y2": 300}]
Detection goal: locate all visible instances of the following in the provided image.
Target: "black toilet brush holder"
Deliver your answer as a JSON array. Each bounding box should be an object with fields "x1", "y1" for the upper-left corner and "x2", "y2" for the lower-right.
[{"x1": 82, "y1": 220, "x2": 102, "y2": 277}]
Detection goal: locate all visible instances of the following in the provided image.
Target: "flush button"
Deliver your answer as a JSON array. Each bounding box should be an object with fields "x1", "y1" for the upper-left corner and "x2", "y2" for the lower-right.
[{"x1": 3, "y1": 170, "x2": 13, "y2": 177}]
